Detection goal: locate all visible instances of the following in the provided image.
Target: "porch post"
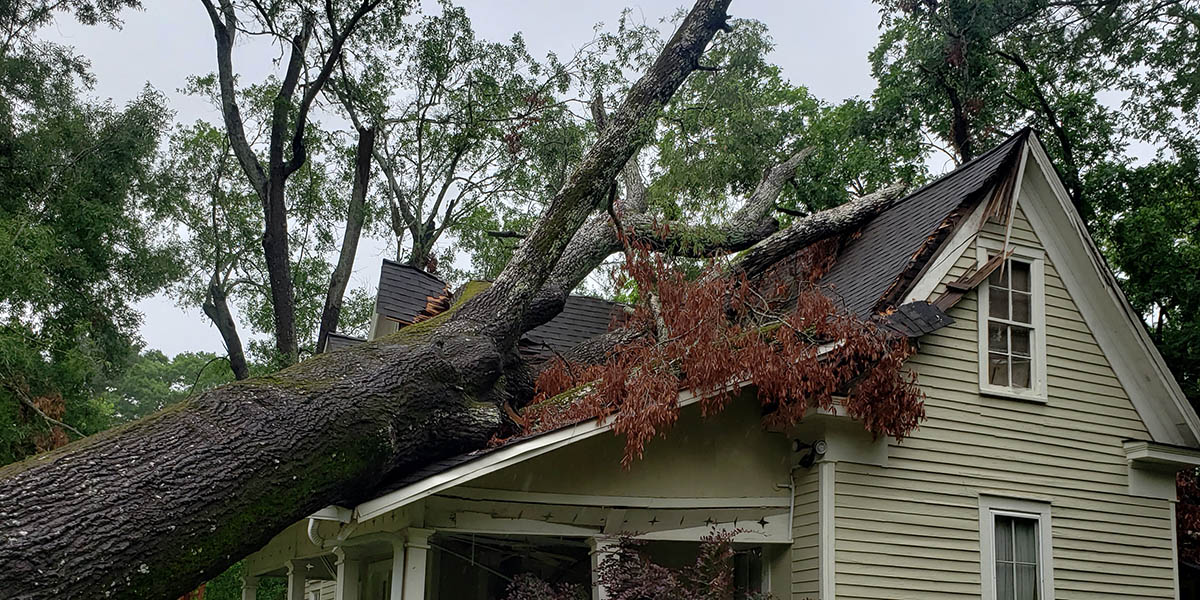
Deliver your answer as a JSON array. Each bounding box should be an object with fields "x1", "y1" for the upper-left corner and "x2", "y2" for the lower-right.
[
  {"x1": 588, "y1": 537, "x2": 615, "y2": 600},
  {"x1": 240, "y1": 575, "x2": 258, "y2": 600},
  {"x1": 334, "y1": 547, "x2": 362, "y2": 600},
  {"x1": 402, "y1": 527, "x2": 434, "y2": 600},
  {"x1": 389, "y1": 535, "x2": 407, "y2": 600},
  {"x1": 285, "y1": 560, "x2": 306, "y2": 600}
]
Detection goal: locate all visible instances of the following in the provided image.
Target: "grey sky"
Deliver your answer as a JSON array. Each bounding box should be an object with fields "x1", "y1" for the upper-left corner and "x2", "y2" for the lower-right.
[{"x1": 48, "y1": 1, "x2": 885, "y2": 357}]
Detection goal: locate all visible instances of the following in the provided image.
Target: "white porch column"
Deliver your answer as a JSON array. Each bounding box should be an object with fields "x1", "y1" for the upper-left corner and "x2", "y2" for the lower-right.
[
  {"x1": 285, "y1": 560, "x2": 306, "y2": 600},
  {"x1": 240, "y1": 575, "x2": 258, "y2": 600},
  {"x1": 334, "y1": 547, "x2": 363, "y2": 600},
  {"x1": 588, "y1": 537, "x2": 616, "y2": 600},
  {"x1": 389, "y1": 535, "x2": 407, "y2": 600},
  {"x1": 402, "y1": 527, "x2": 434, "y2": 600}
]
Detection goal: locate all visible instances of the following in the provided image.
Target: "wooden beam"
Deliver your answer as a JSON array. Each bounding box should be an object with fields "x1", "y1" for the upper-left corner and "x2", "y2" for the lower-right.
[{"x1": 439, "y1": 487, "x2": 792, "y2": 510}]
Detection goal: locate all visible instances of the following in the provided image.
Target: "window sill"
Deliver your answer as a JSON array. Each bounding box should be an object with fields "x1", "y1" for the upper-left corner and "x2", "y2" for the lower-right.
[{"x1": 979, "y1": 385, "x2": 1048, "y2": 404}]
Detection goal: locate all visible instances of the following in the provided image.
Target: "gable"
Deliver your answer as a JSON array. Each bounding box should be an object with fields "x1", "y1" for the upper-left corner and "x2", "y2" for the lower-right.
[
  {"x1": 907, "y1": 135, "x2": 1200, "y2": 446},
  {"x1": 469, "y1": 395, "x2": 791, "y2": 499}
]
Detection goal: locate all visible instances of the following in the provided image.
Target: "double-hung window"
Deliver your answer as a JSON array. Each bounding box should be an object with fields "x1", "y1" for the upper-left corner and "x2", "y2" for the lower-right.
[
  {"x1": 977, "y1": 241, "x2": 1046, "y2": 400},
  {"x1": 980, "y1": 496, "x2": 1053, "y2": 600}
]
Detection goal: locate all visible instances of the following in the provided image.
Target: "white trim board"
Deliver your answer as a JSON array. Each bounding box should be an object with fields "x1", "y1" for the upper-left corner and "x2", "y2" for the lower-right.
[
  {"x1": 978, "y1": 495, "x2": 1055, "y2": 600},
  {"x1": 1020, "y1": 135, "x2": 1200, "y2": 446},
  {"x1": 438, "y1": 486, "x2": 791, "y2": 509}
]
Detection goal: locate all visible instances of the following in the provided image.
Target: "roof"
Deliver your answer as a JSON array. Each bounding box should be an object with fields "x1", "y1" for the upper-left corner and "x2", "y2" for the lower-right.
[
  {"x1": 818, "y1": 129, "x2": 1029, "y2": 317},
  {"x1": 338, "y1": 129, "x2": 1200, "y2": 525},
  {"x1": 520, "y1": 295, "x2": 624, "y2": 355},
  {"x1": 323, "y1": 332, "x2": 365, "y2": 352},
  {"x1": 375, "y1": 260, "x2": 451, "y2": 324}
]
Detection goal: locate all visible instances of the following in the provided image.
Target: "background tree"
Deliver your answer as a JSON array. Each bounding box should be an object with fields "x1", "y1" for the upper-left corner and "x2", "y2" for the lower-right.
[
  {"x1": 0, "y1": 1, "x2": 178, "y2": 463},
  {"x1": 334, "y1": 0, "x2": 573, "y2": 281},
  {"x1": 159, "y1": 76, "x2": 377, "y2": 374},
  {"x1": 199, "y1": 0, "x2": 410, "y2": 366}
]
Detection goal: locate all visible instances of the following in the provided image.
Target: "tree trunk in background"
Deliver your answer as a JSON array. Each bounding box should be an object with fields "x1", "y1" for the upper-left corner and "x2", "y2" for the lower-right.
[
  {"x1": 202, "y1": 278, "x2": 250, "y2": 380},
  {"x1": 317, "y1": 127, "x2": 376, "y2": 353}
]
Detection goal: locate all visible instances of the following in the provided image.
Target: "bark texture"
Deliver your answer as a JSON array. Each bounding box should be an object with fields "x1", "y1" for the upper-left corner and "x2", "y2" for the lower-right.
[
  {"x1": 317, "y1": 127, "x2": 376, "y2": 353},
  {"x1": 0, "y1": 3, "x2": 907, "y2": 599},
  {"x1": 0, "y1": 3, "x2": 736, "y2": 598},
  {"x1": 0, "y1": 324, "x2": 503, "y2": 599}
]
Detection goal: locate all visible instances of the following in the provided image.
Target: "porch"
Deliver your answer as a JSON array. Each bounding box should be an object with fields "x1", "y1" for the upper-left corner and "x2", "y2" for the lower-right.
[{"x1": 242, "y1": 489, "x2": 793, "y2": 600}]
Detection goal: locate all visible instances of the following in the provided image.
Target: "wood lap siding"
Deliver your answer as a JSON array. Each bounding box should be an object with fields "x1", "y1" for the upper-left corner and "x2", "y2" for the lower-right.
[
  {"x1": 792, "y1": 466, "x2": 821, "y2": 599},
  {"x1": 831, "y1": 206, "x2": 1174, "y2": 599}
]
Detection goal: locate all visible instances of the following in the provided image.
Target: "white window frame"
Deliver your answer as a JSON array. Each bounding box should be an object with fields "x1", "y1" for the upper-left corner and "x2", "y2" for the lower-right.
[
  {"x1": 979, "y1": 495, "x2": 1054, "y2": 600},
  {"x1": 977, "y1": 239, "x2": 1047, "y2": 401}
]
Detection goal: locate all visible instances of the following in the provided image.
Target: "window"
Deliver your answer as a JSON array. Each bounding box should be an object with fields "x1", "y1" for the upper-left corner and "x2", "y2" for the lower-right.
[
  {"x1": 977, "y1": 242, "x2": 1046, "y2": 400},
  {"x1": 994, "y1": 515, "x2": 1039, "y2": 599},
  {"x1": 987, "y1": 260, "x2": 1034, "y2": 388},
  {"x1": 979, "y1": 496, "x2": 1054, "y2": 600}
]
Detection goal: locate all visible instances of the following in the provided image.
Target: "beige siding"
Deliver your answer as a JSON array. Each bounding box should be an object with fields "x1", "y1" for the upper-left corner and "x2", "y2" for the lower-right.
[
  {"x1": 792, "y1": 466, "x2": 820, "y2": 599},
  {"x1": 833, "y1": 204, "x2": 1175, "y2": 600},
  {"x1": 306, "y1": 579, "x2": 336, "y2": 600}
]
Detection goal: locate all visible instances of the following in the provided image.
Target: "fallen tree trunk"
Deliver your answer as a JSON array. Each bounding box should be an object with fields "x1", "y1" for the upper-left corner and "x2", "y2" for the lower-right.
[
  {"x1": 0, "y1": 2, "x2": 736, "y2": 598},
  {"x1": 0, "y1": 2, "x2": 906, "y2": 598}
]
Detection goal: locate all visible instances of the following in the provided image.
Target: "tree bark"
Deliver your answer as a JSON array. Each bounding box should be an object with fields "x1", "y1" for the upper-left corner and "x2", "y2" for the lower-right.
[
  {"x1": 0, "y1": 4, "x2": 737, "y2": 598},
  {"x1": 317, "y1": 127, "x2": 376, "y2": 353},
  {"x1": 202, "y1": 278, "x2": 251, "y2": 380},
  {"x1": 0, "y1": 328, "x2": 505, "y2": 599},
  {"x1": 201, "y1": 0, "x2": 388, "y2": 366}
]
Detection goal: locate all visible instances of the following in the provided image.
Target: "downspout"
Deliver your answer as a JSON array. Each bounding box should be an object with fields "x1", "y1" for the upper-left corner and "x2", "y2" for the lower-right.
[{"x1": 775, "y1": 474, "x2": 796, "y2": 543}]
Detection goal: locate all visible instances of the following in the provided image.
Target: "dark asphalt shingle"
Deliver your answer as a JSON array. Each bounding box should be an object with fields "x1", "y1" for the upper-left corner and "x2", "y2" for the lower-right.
[
  {"x1": 376, "y1": 260, "x2": 450, "y2": 324},
  {"x1": 818, "y1": 129, "x2": 1028, "y2": 317}
]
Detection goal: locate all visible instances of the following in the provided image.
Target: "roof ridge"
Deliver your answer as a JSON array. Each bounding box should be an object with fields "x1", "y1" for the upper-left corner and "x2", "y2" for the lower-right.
[
  {"x1": 381, "y1": 258, "x2": 448, "y2": 286},
  {"x1": 889, "y1": 127, "x2": 1031, "y2": 210}
]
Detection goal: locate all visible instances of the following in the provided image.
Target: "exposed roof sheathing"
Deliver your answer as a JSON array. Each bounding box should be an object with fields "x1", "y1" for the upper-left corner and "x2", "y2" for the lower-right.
[
  {"x1": 818, "y1": 129, "x2": 1029, "y2": 316},
  {"x1": 375, "y1": 260, "x2": 451, "y2": 324}
]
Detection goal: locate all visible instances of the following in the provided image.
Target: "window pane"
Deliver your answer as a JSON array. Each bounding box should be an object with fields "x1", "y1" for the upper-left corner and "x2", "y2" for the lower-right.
[
  {"x1": 1014, "y1": 518, "x2": 1038, "y2": 564},
  {"x1": 1012, "y1": 291, "x2": 1032, "y2": 323},
  {"x1": 996, "y1": 517, "x2": 1014, "y2": 561},
  {"x1": 990, "y1": 260, "x2": 1010, "y2": 287},
  {"x1": 997, "y1": 562, "x2": 1016, "y2": 600},
  {"x1": 990, "y1": 287, "x2": 1009, "y2": 319},
  {"x1": 989, "y1": 323, "x2": 1008, "y2": 352},
  {"x1": 1011, "y1": 358, "x2": 1032, "y2": 389},
  {"x1": 1011, "y1": 261, "x2": 1031, "y2": 292},
  {"x1": 1015, "y1": 564, "x2": 1038, "y2": 600},
  {"x1": 990, "y1": 353, "x2": 1010, "y2": 386},
  {"x1": 1011, "y1": 327, "x2": 1031, "y2": 356}
]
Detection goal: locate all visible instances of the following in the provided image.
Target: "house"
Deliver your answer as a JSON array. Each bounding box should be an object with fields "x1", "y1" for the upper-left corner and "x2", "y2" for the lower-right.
[{"x1": 238, "y1": 130, "x2": 1200, "y2": 600}]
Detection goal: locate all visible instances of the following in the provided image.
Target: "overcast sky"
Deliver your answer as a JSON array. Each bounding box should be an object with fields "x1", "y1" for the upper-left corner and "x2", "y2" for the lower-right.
[{"x1": 46, "y1": 1, "x2": 887, "y2": 357}]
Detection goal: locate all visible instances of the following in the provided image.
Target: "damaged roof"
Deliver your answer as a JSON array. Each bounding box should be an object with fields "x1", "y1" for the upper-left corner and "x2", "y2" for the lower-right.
[
  {"x1": 818, "y1": 128, "x2": 1029, "y2": 317},
  {"x1": 351, "y1": 129, "x2": 1033, "y2": 500}
]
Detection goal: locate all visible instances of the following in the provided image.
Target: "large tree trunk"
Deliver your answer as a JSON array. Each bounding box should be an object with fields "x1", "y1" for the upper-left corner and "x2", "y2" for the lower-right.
[
  {"x1": 0, "y1": 4, "x2": 900, "y2": 599},
  {"x1": 0, "y1": 328, "x2": 505, "y2": 599},
  {"x1": 317, "y1": 127, "x2": 376, "y2": 353}
]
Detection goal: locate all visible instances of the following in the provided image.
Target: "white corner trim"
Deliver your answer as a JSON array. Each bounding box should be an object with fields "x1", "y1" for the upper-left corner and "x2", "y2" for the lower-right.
[
  {"x1": 818, "y1": 461, "x2": 836, "y2": 600},
  {"x1": 354, "y1": 389, "x2": 712, "y2": 521},
  {"x1": 308, "y1": 505, "x2": 354, "y2": 523},
  {"x1": 976, "y1": 238, "x2": 1048, "y2": 402},
  {"x1": 978, "y1": 494, "x2": 1055, "y2": 600},
  {"x1": 1124, "y1": 440, "x2": 1200, "y2": 469},
  {"x1": 1021, "y1": 135, "x2": 1200, "y2": 446},
  {"x1": 904, "y1": 195, "x2": 990, "y2": 304}
]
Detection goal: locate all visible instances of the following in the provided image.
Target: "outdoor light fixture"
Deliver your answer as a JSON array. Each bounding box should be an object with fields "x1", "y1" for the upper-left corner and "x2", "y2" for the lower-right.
[{"x1": 793, "y1": 438, "x2": 827, "y2": 469}]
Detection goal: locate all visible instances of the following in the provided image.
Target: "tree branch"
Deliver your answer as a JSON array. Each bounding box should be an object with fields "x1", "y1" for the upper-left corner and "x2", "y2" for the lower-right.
[{"x1": 452, "y1": 0, "x2": 735, "y2": 346}]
